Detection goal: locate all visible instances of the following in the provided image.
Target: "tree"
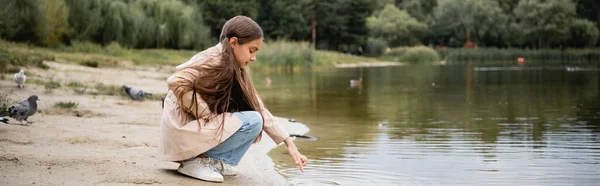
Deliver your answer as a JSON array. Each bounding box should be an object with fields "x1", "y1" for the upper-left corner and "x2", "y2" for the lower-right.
[
  {"x1": 342, "y1": 0, "x2": 377, "y2": 52},
  {"x1": 64, "y1": 0, "x2": 103, "y2": 41},
  {"x1": 367, "y1": 4, "x2": 426, "y2": 46},
  {"x1": 400, "y1": 0, "x2": 437, "y2": 22},
  {"x1": 429, "y1": 0, "x2": 508, "y2": 47},
  {"x1": 568, "y1": 19, "x2": 599, "y2": 47},
  {"x1": 304, "y1": 0, "x2": 377, "y2": 52},
  {"x1": 198, "y1": 0, "x2": 260, "y2": 40},
  {"x1": 514, "y1": 0, "x2": 576, "y2": 48},
  {"x1": 0, "y1": 0, "x2": 43, "y2": 43},
  {"x1": 575, "y1": 0, "x2": 600, "y2": 46},
  {"x1": 257, "y1": 0, "x2": 310, "y2": 41}
]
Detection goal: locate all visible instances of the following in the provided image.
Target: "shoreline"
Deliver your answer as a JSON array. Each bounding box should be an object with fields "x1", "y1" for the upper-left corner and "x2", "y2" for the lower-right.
[
  {"x1": 333, "y1": 61, "x2": 405, "y2": 68},
  {"x1": 0, "y1": 61, "x2": 309, "y2": 186}
]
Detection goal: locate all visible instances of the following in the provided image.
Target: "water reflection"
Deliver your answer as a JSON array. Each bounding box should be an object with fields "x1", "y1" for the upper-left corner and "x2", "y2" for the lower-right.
[{"x1": 256, "y1": 64, "x2": 600, "y2": 185}]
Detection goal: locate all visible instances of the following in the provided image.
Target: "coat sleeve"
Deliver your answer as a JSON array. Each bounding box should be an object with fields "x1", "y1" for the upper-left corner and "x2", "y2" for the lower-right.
[
  {"x1": 257, "y1": 94, "x2": 290, "y2": 144},
  {"x1": 167, "y1": 68, "x2": 213, "y2": 120}
]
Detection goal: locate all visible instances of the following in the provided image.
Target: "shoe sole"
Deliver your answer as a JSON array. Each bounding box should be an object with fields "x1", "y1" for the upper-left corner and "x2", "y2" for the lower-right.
[
  {"x1": 177, "y1": 167, "x2": 224, "y2": 183},
  {"x1": 221, "y1": 172, "x2": 238, "y2": 176}
]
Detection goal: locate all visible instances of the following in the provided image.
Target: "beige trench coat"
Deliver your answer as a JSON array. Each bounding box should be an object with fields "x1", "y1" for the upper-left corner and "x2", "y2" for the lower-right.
[{"x1": 159, "y1": 44, "x2": 290, "y2": 161}]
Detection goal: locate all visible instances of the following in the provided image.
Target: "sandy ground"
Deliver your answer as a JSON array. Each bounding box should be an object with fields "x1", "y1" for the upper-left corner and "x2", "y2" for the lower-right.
[{"x1": 0, "y1": 61, "x2": 308, "y2": 186}]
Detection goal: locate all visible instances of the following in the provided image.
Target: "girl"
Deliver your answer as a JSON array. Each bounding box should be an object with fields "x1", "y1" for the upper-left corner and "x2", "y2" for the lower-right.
[{"x1": 160, "y1": 16, "x2": 308, "y2": 183}]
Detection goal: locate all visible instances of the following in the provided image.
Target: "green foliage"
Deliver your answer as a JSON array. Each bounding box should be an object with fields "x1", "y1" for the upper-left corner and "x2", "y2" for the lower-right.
[
  {"x1": 365, "y1": 37, "x2": 388, "y2": 57},
  {"x1": 367, "y1": 4, "x2": 426, "y2": 46},
  {"x1": 569, "y1": 19, "x2": 599, "y2": 47},
  {"x1": 257, "y1": 0, "x2": 309, "y2": 41},
  {"x1": 44, "y1": 80, "x2": 61, "y2": 93},
  {"x1": 0, "y1": 0, "x2": 43, "y2": 43},
  {"x1": 255, "y1": 41, "x2": 313, "y2": 69},
  {"x1": 199, "y1": 0, "x2": 260, "y2": 40},
  {"x1": 390, "y1": 46, "x2": 440, "y2": 63},
  {"x1": 514, "y1": 0, "x2": 576, "y2": 48},
  {"x1": 0, "y1": 46, "x2": 51, "y2": 72},
  {"x1": 37, "y1": 0, "x2": 72, "y2": 47},
  {"x1": 0, "y1": 90, "x2": 14, "y2": 112},
  {"x1": 2, "y1": 0, "x2": 600, "y2": 54},
  {"x1": 430, "y1": 0, "x2": 508, "y2": 47},
  {"x1": 54, "y1": 101, "x2": 78, "y2": 109},
  {"x1": 313, "y1": 0, "x2": 376, "y2": 53},
  {"x1": 66, "y1": 81, "x2": 86, "y2": 88},
  {"x1": 400, "y1": 0, "x2": 437, "y2": 21},
  {"x1": 64, "y1": 0, "x2": 103, "y2": 41}
]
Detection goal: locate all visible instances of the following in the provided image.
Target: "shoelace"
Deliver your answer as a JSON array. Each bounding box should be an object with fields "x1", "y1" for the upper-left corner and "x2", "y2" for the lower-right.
[{"x1": 190, "y1": 157, "x2": 218, "y2": 171}]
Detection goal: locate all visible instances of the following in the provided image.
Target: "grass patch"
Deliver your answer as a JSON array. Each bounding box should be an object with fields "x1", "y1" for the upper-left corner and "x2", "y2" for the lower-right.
[
  {"x1": 54, "y1": 101, "x2": 79, "y2": 109},
  {"x1": 256, "y1": 41, "x2": 314, "y2": 69},
  {"x1": 0, "y1": 91, "x2": 14, "y2": 112},
  {"x1": 0, "y1": 46, "x2": 51, "y2": 73},
  {"x1": 1, "y1": 39, "x2": 384, "y2": 70},
  {"x1": 44, "y1": 80, "x2": 61, "y2": 93},
  {"x1": 255, "y1": 40, "x2": 379, "y2": 71},
  {"x1": 66, "y1": 81, "x2": 86, "y2": 88},
  {"x1": 92, "y1": 83, "x2": 127, "y2": 97}
]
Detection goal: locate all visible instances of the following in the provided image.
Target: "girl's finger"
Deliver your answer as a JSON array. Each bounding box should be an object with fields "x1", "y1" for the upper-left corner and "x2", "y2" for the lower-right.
[
  {"x1": 298, "y1": 161, "x2": 304, "y2": 172},
  {"x1": 301, "y1": 156, "x2": 308, "y2": 165}
]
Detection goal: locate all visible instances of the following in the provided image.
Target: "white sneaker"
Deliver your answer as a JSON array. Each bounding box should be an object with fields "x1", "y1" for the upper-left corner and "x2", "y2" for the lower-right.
[
  {"x1": 212, "y1": 160, "x2": 238, "y2": 176},
  {"x1": 177, "y1": 157, "x2": 224, "y2": 182}
]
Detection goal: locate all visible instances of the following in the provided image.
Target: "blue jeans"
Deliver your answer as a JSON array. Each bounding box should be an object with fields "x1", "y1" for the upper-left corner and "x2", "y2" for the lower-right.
[{"x1": 204, "y1": 111, "x2": 263, "y2": 166}]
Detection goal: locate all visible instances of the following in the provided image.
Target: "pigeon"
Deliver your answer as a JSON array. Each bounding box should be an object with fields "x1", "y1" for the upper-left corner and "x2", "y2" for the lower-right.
[
  {"x1": 0, "y1": 117, "x2": 7, "y2": 124},
  {"x1": 14, "y1": 69, "x2": 26, "y2": 88},
  {"x1": 0, "y1": 95, "x2": 39, "y2": 125},
  {"x1": 122, "y1": 85, "x2": 152, "y2": 101}
]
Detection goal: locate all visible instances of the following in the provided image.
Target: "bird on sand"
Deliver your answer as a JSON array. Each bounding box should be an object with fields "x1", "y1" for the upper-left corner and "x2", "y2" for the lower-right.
[
  {"x1": 14, "y1": 69, "x2": 26, "y2": 88},
  {"x1": 0, "y1": 95, "x2": 40, "y2": 125},
  {"x1": 122, "y1": 85, "x2": 152, "y2": 101}
]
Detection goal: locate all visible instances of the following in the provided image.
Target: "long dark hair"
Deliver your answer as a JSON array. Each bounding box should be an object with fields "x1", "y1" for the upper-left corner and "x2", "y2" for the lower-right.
[{"x1": 174, "y1": 16, "x2": 264, "y2": 142}]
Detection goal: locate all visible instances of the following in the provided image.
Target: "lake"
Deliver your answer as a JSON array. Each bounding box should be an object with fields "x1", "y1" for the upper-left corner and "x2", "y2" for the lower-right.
[{"x1": 253, "y1": 63, "x2": 600, "y2": 185}]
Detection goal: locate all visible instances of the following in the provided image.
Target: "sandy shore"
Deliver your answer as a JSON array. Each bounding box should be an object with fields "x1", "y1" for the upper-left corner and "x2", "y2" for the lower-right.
[{"x1": 0, "y1": 61, "x2": 308, "y2": 185}]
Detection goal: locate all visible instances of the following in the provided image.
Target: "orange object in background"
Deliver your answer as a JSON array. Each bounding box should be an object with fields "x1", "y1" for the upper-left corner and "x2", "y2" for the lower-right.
[{"x1": 517, "y1": 57, "x2": 525, "y2": 64}]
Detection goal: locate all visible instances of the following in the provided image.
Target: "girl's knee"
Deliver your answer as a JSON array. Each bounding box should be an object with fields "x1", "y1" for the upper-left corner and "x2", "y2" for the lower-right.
[
  {"x1": 247, "y1": 111, "x2": 263, "y2": 136},
  {"x1": 237, "y1": 111, "x2": 263, "y2": 134}
]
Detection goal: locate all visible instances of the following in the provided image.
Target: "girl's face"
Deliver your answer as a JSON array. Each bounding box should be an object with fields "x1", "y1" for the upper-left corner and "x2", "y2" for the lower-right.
[{"x1": 230, "y1": 37, "x2": 263, "y2": 67}]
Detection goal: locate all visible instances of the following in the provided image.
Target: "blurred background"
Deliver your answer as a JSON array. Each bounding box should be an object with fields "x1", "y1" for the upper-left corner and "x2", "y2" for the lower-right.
[{"x1": 1, "y1": 0, "x2": 600, "y2": 185}]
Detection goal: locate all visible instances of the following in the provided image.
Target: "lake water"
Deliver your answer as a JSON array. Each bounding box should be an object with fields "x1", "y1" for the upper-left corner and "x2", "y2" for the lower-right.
[{"x1": 253, "y1": 64, "x2": 600, "y2": 186}]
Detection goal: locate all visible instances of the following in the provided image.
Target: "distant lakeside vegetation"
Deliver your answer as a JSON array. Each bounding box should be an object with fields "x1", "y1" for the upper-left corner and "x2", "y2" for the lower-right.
[{"x1": 1, "y1": 0, "x2": 600, "y2": 70}]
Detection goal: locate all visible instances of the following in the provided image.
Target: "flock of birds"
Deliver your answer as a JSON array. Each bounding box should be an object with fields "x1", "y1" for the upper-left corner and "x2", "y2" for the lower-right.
[{"x1": 1, "y1": 69, "x2": 155, "y2": 125}]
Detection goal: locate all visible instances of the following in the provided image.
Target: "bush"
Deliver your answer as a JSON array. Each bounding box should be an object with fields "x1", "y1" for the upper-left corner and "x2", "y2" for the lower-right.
[
  {"x1": 365, "y1": 37, "x2": 388, "y2": 57},
  {"x1": 397, "y1": 46, "x2": 441, "y2": 63}
]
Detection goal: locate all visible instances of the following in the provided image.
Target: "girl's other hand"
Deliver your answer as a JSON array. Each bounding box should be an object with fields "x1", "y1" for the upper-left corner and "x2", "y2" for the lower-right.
[{"x1": 287, "y1": 146, "x2": 308, "y2": 172}]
